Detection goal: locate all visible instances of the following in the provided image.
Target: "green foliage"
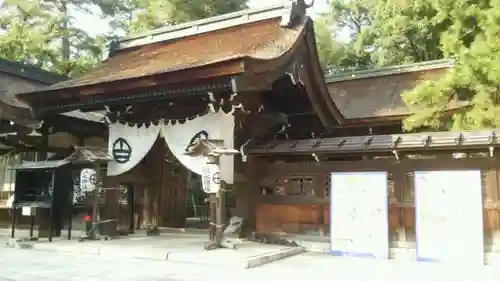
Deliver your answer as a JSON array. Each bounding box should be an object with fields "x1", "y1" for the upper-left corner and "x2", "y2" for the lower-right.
[
  {"x1": 110, "y1": 0, "x2": 248, "y2": 35},
  {"x1": 403, "y1": 0, "x2": 500, "y2": 131},
  {"x1": 0, "y1": 0, "x2": 247, "y2": 77},
  {"x1": 314, "y1": 15, "x2": 372, "y2": 70},
  {"x1": 317, "y1": 0, "x2": 500, "y2": 131},
  {"x1": 0, "y1": 0, "x2": 122, "y2": 77},
  {"x1": 315, "y1": 0, "x2": 374, "y2": 70},
  {"x1": 316, "y1": 0, "x2": 449, "y2": 69}
]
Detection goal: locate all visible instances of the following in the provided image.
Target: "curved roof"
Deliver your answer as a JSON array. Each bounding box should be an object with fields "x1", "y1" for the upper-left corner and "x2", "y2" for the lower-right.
[
  {"x1": 43, "y1": 17, "x2": 305, "y2": 92},
  {"x1": 16, "y1": 1, "x2": 341, "y2": 127},
  {"x1": 325, "y1": 59, "x2": 458, "y2": 122}
]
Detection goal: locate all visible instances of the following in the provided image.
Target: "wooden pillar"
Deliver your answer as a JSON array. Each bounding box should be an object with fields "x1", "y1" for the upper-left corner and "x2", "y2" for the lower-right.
[
  {"x1": 35, "y1": 125, "x2": 50, "y2": 238},
  {"x1": 314, "y1": 168, "x2": 326, "y2": 236},
  {"x1": 102, "y1": 183, "x2": 120, "y2": 237},
  {"x1": 236, "y1": 155, "x2": 261, "y2": 236},
  {"x1": 159, "y1": 141, "x2": 188, "y2": 228},
  {"x1": 209, "y1": 194, "x2": 216, "y2": 240},
  {"x1": 142, "y1": 140, "x2": 162, "y2": 228},
  {"x1": 38, "y1": 125, "x2": 49, "y2": 161},
  {"x1": 391, "y1": 165, "x2": 406, "y2": 242}
]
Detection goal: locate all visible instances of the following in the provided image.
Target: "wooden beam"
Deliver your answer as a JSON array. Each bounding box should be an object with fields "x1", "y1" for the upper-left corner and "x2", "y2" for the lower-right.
[
  {"x1": 256, "y1": 195, "x2": 329, "y2": 205},
  {"x1": 22, "y1": 61, "x2": 242, "y2": 111}
]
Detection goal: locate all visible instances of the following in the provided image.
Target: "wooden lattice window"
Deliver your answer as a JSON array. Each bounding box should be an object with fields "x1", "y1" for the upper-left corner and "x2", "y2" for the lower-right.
[
  {"x1": 403, "y1": 172, "x2": 415, "y2": 202},
  {"x1": 270, "y1": 174, "x2": 315, "y2": 196},
  {"x1": 324, "y1": 174, "x2": 331, "y2": 197},
  {"x1": 387, "y1": 172, "x2": 397, "y2": 203}
]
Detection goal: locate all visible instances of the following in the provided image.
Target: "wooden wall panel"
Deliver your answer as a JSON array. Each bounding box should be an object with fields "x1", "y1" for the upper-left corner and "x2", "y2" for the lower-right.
[
  {"x1": 388, "y1": 204, "x2": 400, "y2": 236},
  {"x1": 256, "y1": 204, "x2": 321, "y2": 233},
  {"x1": 484, "y1": 209, "x2": 500, "y2": 240},
  {"x1": 324, "y1": 207, "x2": 330, "y2": 226},
  {"x1": 255, "y1": 159, "x2": 500, "y2": 247}
]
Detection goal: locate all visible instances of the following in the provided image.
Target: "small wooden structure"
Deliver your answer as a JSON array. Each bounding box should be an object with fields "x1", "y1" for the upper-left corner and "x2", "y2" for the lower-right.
[{"x1": 9, "y1": 146, "x2": 112, "y2": 241}]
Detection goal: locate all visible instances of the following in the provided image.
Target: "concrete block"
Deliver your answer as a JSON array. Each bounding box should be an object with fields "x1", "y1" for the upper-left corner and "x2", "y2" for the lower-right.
[
  {"x1": 245, "y1": 247, "x2": 305, "y2": 269},
  {"x1": 297, "y1": 240, "x2": 330, "y2": 253}
]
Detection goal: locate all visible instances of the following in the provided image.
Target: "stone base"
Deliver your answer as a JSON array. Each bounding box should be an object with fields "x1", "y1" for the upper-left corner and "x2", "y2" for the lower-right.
[{"x1": 3, "y1": 232, "x2": 304, "y2": 269}]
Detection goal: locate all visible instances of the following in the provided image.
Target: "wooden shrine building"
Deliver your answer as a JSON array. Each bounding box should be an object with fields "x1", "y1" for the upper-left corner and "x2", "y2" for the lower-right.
[
  {"x1": 0, "y1": 58, "x2": 107, "y2": 157},
  {"x1": 13, "y1": 0, "x2": 500, "y2": 264},
  {"x1": 16, "y1": 0, "x2": 337, "y2": 229},
  {"x1": 0, "y1": 59, "x2": 108, "y2": 232}
]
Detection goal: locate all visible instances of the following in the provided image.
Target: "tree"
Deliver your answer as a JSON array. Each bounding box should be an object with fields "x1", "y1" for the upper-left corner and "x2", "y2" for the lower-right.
[
  {"x1": 315, "y1": 0, "x2": 450, "y2": 68},
  {"x1": 402, "y1": 0, "x2": 500, "y2": 131},
  {"x1": 314, "y1": 15, "x2": 372, "y2": 71},
  {"x1": 111, "y1": 0, "x2": 248, "y2": 35},
  {"x1": 0, "y1": 0, "x2": 126, "y2": 77},
  {"x1": 0, "y1": 1, "x2": 58, "y2": 70},
  {"x1": 369, "y1": 0, "x2": 448, "y2": 66},
  {"x1": 316, "y1": 0, "x2": 500, "y2": 131},
  {"x1": 315, "y1": 0, "x2": 374, "y2": 71}
]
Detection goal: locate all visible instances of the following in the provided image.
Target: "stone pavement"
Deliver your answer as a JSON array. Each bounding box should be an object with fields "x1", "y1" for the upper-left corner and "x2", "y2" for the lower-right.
[
  {"x1": 3, "y1": 246, "x2": 500, "y2": 281},
  {"x1": 3, "y1": 231, "x2": 500, "y2": 281},
  {"x1": 2, "y1": 230, "x2": 304, "y2": 269}
]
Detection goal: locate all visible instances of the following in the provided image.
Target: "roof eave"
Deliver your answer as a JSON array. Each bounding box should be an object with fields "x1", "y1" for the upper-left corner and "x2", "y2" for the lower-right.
[
  {"x1": 302, "y1": 21, "x2": 345, "y2": 127},
  {"x1": 0, "y1": 59, "x2": 68, "y2": 85},
  {"x1": 325, "y1": 59, "x2": 454, "y2": 83},
  {"x1": 249, "y1": 129, "x2": 500, "y2": 156}
]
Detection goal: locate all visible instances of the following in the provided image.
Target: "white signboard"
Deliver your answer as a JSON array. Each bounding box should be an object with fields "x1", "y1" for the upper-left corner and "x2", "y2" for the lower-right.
[
  {"x1": 414, "y1": 170, "x2": 484, "y2": 265},
  {"x1": 80, "y1": 168, "x2": 97, "y2": 192},
  {"x1": 330, "y1": 172, "x2": 389, "y2": 259},
  {"x1": 201, "y1": 163, "x2": 221, "y2": 194}
]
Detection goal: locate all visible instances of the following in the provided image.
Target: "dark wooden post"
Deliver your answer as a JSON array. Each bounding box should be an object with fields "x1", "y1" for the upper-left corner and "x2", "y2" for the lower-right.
[
  {"x1": 204, "y1": 154, "x2": 226, "y2": 249},
  {"x1": 314, "y1": 168, "x2": 326, "y2": 236},
  {"x1": 236, "y1": 155, "x2": 260, "y2": 236},
  {"x1": 214, "y1": 180, "x2": 225, "y2": 246},
  {"x1": 209, "y1": 194, "x2": 216, "y2": 241}
]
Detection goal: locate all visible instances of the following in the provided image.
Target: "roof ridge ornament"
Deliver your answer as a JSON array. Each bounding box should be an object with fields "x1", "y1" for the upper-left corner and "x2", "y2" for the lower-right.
[{"x1": 280, "y1": 0, "x2": 314, "y2": 28}]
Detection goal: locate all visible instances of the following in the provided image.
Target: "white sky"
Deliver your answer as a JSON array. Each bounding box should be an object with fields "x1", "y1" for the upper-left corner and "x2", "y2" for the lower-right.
[{"x1": 74, "y1": 0, "x2": 331, "y2": 37}]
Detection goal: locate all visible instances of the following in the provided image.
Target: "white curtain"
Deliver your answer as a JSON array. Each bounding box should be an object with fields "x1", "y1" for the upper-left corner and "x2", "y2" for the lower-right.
[
  {"x1": 107, "y1": 122, "x2": 160, "y2": 176},
  {"x1": 161, "y1": 110, "x2": 235, "y2": 184}
]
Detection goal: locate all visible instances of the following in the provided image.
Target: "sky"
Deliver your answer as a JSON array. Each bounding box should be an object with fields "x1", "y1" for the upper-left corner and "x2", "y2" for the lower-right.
[{"x1": 74, "y1": 0, "x2": 331, "y2": 37}]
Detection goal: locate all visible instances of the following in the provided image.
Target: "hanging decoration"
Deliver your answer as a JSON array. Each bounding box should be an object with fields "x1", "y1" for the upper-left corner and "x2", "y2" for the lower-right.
[
  {"x1": 201, "y1": 163, "x2": 221, "y2": 193},
  {"x1": 80, "y1": 168, "x2": 97, "y2": 192},
  {"x1": 107, "y1": 122, "x2": 160, "y2": 176},
  {"x1": 160, "y1": 108, "x2": 235, "y2": 184}
]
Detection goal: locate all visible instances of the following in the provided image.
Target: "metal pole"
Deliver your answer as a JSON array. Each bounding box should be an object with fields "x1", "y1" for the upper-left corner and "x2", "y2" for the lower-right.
[
  {"x1": 10, "y1": 205, "x2": 16, "y2": 239},
  {"x1": 67, "y1": 180, "x2": 74, "y2": 240},
  {"x1": 90, "y1": 163, "x2": 101, "y2": 239},
  {"x1": 29, "y1": 216, "x2": 34, "y2": 237},
  {"x1": 48, "y1": 172, "x2": 55, "y2": 242},
  {"x1": 128, "y1": 185, "x2": 134, "y2": 234}
]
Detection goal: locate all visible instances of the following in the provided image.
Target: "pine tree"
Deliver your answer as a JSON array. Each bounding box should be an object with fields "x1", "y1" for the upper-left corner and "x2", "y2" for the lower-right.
[
  {"x1": 110, "y1": 0, "x2": 248, "y2": 35},
  {"x1": 315, "y1": 0, "x2": 374, "y2": 70},
  {"x1": 402, "y1": 0, "x2": 500, "y2": 131},
  {"x1": 0, "y1": 0, "x2": 126, "y2": 77},
  {"x1": 315, "y1": 0, "x2": 449, "y2": 68}
]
